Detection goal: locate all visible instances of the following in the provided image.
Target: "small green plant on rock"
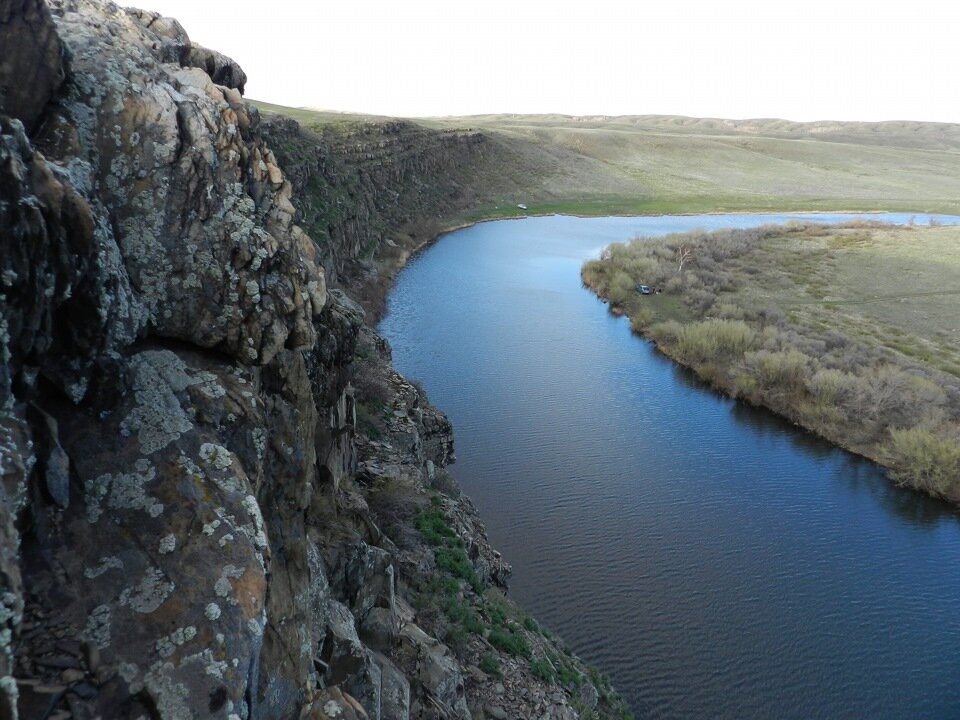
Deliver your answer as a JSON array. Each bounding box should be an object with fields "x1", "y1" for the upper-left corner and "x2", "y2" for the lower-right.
[
  {"x1": 488, "y1": 627, "x2": 531, "y2": 658},
  {"x1": 415, "y1": 506, "x2": 484, "y2": 593},
  {"x1": 479, "y1": 653, "x2": 501, "y2": 677}
]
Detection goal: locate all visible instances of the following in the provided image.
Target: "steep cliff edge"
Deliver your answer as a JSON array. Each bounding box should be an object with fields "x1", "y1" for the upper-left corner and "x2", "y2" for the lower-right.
[
  {"x1": 0, "y1": 2, "x2": 630, "y2": 719},
  {"x1": 258, "y1": 114, "x2": 543, "y2": 318}
]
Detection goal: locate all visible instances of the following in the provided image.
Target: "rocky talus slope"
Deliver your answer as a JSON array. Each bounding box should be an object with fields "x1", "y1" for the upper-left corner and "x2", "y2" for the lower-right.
[{"x1": 0, "y1": 1, "x2": 630, "y2": 719}]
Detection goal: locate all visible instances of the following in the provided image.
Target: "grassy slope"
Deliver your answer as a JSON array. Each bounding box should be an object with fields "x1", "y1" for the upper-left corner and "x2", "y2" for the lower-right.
[
  {"x1": 418, "y1": 114, "x2": 960, "y2": 216},
  {"x1": 778, "y1": 225, "x2": 960, "y2": 375},
  {"x1": 254, "y1": 103, "x2": 960, "y2": 218},
  {"x1": 582, "y1": 223, "x2": 960, "y2": 498}
]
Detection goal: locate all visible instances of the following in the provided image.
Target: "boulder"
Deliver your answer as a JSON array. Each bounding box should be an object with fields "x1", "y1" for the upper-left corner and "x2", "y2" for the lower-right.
[
  {"x1": 186, "y1": 44, "x2": 248, "y2": 93},
  {"x1": 399, "y1": 623, "x2": 471, "y2": 720}
]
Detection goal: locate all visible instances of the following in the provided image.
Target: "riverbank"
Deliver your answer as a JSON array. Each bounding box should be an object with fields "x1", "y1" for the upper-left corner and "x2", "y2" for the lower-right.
[{"x1": 582, "y1": 221, "x2": 960, "y2": 500}]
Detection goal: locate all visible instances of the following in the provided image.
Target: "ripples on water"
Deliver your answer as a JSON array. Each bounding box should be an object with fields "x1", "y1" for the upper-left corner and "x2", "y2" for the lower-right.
[{"x1": 379, "y1": 214, "x2": 960, "y2": 719}]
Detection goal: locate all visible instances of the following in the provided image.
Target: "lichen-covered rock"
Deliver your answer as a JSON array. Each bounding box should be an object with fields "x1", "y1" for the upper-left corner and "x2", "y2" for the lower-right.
[
  {"x1": 374, "y1": 652, "x2": 410, "y2": 720},
  {"x1": 37, "y1": 0, "x2": 324, "y2": 367},
  {"x1": 25, "y1": 348, "x2": 272, "y2": 718},
  {"x1": 0, "y1": 410, "x2": 29, "y2": 717},
  {"x1": 0, "y1": 115, "x2": 146, "y2": 406},
  {"x1": 302, "y1": 686, "x2": 370, "y2": 720}
]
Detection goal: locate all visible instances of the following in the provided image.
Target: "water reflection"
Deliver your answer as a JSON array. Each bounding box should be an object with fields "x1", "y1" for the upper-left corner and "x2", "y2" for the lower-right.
[{"x1": 836, "y1": 455, "x2": 958, "y2": 528}]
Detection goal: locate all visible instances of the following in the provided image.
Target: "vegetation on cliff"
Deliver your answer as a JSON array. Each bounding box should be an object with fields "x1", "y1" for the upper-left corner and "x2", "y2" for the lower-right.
[
  {"x1": 352, "y1": 329, "x2": 634, "y2": 719},
  {"x1": 582, "y1": 222, "x2": 960, "y2": 498}
]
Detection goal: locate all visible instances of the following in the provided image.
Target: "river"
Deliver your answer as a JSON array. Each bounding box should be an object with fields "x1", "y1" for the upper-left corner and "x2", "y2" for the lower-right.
[{"x1": 379, "y1": 213, "x2": 960, "y2": 719}]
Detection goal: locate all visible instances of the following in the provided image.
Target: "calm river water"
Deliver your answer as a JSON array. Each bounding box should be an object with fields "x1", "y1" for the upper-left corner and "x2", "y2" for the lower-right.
[{"x1": 379, "y1": 214, "x2": 960, "y2": 719}]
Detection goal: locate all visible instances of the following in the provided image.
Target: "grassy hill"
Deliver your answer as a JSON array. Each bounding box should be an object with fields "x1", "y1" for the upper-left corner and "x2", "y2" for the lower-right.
[
  {"x1": 254, "y1": 103, "x2": 960, "y2": 217},
  {"x1": 421, "y1": 114, "x2": 960, "y2": 215}
]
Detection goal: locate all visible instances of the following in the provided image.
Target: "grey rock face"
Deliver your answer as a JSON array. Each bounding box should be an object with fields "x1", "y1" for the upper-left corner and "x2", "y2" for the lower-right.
[
  {"x1": 0, "y1": 114, "x2": 146, "y2": 407},
  {"x1": 400, "y1": 624, "x2": 471, "y2": 720},
  {"x1": 0, "y1": 0, "x2": 334, "y2": 715},
  {"x1": 0, "y1": 0, "x2": 65, "y2": 133},
  {"x1": 39, "y1": 0, "x2": 324, "y2": 368}
]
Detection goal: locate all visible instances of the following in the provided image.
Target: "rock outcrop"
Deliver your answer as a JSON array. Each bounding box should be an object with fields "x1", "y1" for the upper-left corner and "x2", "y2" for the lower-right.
[
  {"x1": 0, "y1": 0, "x2": 65, "y2": 134},
  {"x1": 0, "y1": 2, "x2": 632, "y2": 719}
]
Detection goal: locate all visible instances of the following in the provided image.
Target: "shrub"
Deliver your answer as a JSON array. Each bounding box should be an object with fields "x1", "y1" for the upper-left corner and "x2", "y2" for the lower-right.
[
  {"x1": 429, "y1": 469, "x2": 461, "y2": 498},
  {"x1": 675, "y1": 319, "x2": 755, "y2": 363},
  {"x1": 435, "y1": 546, "x2": 482, "y2": 593},
  {"x1": 664, "y1": 276, "x2": 684, "y2": 293},
  {"x1": 442, "y1": 595, "x2": 484, "y2": 634},
  {"x1": 489, "y1": 627, "x2": 531, "y2": 658},
  {"x1": 479, "y1": 653, "x2": 501, "y2": 677},
  {"x1": 628, "y1": 308, "x2": 655, "y2": 332},
  {"x1": 625, "y1": 256, "x2": 657, "y2": 279},
  {"x1": 888, "y1": 427, "x2": 960, "y2": 498},
  {"x1": 607, "y1": 270, "x2": 638, "y2": 307},
  {"x1": 807, "y1": 367, "x2": 852, "y2": 407},
  {"x1": 415, "y1": 509, "x2": 457, "y2": 546},
  {"x1": 530, "y1": 657, "x2": 556, "y2": 683},
  {"x1": 684, "y1": 287, "x2": 720, "y2": 314},
  {"x1": 648, "y1": 320, "x2": 683, "y2": 344},
  {"x1": 713, "y1": 302, "x2": 745, "y2": 320},
  {"x1": 446, "y1": 625, "x2": 468, "y2": 648},
  {"x1": 416, "y1": 508, "x2": 483, "y2": 592},
  {"x1": 744, "y1": 349, "x2": 812, "y2": 392},
  {"x1": 486, "y1": 604, "x2": 507, "y2": 627}
]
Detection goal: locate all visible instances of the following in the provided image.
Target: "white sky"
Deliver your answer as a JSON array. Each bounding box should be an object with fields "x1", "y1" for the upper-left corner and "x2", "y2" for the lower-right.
[{"x1": 139, "y1": 0, "x2": 960, "y2": 122}]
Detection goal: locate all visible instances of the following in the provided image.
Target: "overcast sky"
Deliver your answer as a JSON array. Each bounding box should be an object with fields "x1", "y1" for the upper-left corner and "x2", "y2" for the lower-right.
[{"x1": 140, "y1": 0, "x2": 960, "y2": 122}]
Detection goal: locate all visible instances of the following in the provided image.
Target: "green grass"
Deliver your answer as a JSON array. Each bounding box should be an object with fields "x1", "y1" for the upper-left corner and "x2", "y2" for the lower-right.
[
  {"x1": 252, "y1": 100, "x2": 960, "y2": 220},
  {"x1": 426, "y1": 114, "x2": 960, "y2": 216},
  {"x1": 488, "y1": 627, "x2": 531, "y2": 658},
  {"x1": 415, "y1": 507, "x2": 484, "y2": 593},
  {"x1": 415, "y1": 508, "x2": 457, "y2": 546},
  {"x1": 479, "y1": 653, "x2": 502, "y2": 677}
]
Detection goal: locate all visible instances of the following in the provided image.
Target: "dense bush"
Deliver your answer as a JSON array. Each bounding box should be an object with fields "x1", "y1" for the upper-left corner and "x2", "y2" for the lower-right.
[
  {"x1": 675, "y1": 320, "x2": 755, "y2": 363},
  {"x1": 479, "y1": 653, "x2": 501, "y2": 677},
  {"x1": 744, "y1": 349, "x2": 811, "y2": 394},
  {"x1": 888, "y1": 427, "x2": 960, "y2": 498}
]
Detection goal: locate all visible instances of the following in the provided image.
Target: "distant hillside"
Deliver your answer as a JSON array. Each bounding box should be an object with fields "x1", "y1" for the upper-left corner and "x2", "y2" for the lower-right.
[
  {"x1": 427, "y1": 114, "x2": 960, "y2": 214},
  {"x1": 254, "y1": 103, "x2": 960, "y2": 217},
  {"x1": 432, "y1": 114, "x2": 960, "y2": 150}
]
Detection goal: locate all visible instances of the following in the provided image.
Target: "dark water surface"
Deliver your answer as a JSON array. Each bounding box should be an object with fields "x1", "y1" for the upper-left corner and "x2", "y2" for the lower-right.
[{"x1": 379, "y1": 214, "x2": 960, "y2": 720}]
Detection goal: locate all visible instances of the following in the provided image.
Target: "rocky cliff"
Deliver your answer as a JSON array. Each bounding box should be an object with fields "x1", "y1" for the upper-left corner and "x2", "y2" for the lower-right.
[
  {"x1": 258, "y1": 115, "x2": 522, "y2": 318},
  {"x1": 0, "y1": 2, "x2": 631, "y2": 719}
]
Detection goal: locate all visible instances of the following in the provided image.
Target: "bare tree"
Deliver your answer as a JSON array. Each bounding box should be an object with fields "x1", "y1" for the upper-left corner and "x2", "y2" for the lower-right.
[{"x1": 676, "y1": 243, "x2": 694, "y2": 272}]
